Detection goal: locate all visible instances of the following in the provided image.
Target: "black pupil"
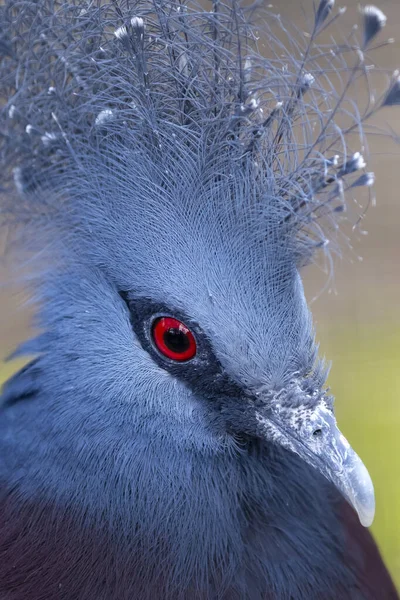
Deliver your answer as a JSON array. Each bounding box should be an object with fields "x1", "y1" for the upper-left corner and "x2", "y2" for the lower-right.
[{"x1": 163, "y1": 327, "x2": 190, "y2": 354}]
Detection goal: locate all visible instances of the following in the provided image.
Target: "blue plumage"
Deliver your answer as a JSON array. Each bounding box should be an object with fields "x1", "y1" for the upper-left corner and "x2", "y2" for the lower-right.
[{"x1": 0, "y1": 1, "x2": 398, "y2": 598}]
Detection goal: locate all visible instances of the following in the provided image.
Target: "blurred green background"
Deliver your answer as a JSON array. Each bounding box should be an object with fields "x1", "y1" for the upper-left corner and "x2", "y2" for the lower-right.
[
  {"x1": 306, "y1": 0, "x2": 400, "y2": 587},
  {"x1": 0, "y1": 0, "x2": 399, "y2": 591}
]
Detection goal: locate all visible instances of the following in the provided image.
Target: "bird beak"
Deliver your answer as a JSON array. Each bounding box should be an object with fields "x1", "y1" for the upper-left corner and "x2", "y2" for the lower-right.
[{"x1": 254, "y1": 403, "x2": 375, "y2": 527}]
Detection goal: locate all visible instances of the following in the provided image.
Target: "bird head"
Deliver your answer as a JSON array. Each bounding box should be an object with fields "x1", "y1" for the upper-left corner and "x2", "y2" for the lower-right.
[
  {"x1": 106, "y1": 155, "x2": 374, "y2": 528},
  {"x1": 2, "y1": 0, "x2": 397, "y2": 534}
]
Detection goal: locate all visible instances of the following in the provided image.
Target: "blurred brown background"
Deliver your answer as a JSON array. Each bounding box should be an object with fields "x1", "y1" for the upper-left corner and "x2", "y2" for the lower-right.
[{"x1": 1, "y1": 0, "x2": 399, "y2": 589}]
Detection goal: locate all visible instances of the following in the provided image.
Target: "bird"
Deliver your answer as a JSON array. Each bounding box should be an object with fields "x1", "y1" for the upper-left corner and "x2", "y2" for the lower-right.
[{"x1": 0, "y1": 0, "x2": 399, "y2": 598}]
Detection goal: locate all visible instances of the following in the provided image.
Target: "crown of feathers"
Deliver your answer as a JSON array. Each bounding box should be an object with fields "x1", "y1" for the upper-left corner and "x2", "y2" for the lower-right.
[{"x1": 0, "y1": 0, "x2": 399, "y2": 267}]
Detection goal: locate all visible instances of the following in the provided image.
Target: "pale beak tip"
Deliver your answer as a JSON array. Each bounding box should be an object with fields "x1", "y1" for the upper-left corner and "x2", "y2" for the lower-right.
[
  {"x1": 343, "y1": 450, "x2": 375, "y2": 528},
  {"x1": 359, "y1": 509, "x2": 375, "y2": 528}
]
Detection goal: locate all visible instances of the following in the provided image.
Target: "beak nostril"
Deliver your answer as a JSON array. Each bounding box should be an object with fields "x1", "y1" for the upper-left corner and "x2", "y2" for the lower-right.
[{"x1": 312, "y1": 428, "x2": 323, "y2": 438}]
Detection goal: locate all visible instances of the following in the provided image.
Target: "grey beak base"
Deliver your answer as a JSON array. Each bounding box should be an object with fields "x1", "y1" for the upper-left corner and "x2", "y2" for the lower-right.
[{"x1": 255, "y1": 404, "x2": 375, "y2": 527}]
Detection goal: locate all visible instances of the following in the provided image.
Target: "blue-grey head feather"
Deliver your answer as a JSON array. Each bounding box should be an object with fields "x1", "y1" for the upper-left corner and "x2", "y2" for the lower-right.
[{"x1": 0, "y1": 1, "x2": 398, "y2": 598}]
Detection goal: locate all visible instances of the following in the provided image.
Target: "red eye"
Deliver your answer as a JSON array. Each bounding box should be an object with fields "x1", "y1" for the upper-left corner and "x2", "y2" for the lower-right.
[{"x1": 151, "y1": 317, "x2": 196, "y2": 362}]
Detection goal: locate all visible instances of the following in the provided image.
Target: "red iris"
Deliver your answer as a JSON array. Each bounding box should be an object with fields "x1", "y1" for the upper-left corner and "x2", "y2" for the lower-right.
[{"x1": 151, "y1": 317, "x2": 196, "y2": 362}]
